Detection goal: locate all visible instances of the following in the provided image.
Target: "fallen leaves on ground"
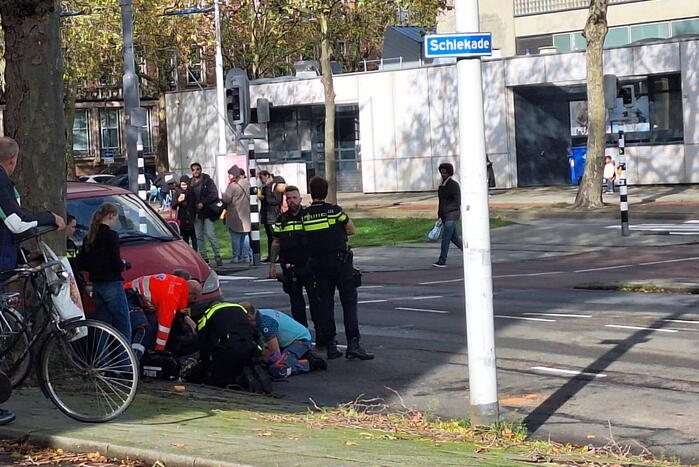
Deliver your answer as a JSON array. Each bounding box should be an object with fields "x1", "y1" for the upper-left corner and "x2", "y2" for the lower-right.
[{"x1": 0, "y1": 440, "x2": 146, "y2": 466}]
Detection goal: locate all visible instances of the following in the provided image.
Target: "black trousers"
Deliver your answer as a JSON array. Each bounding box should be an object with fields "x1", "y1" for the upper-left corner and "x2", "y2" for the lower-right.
[
  {"x1": 310, "y1": 255, "x2": 359, "y2": 343},
  {"x1": 263, "y1": 223, "x2": 274, "y2": 258},
  {"x1": 282, "y1": 265, "x2": 329, "y2": 345},
  {"x1": 181, "y1": 228, "x2": 197, "y2": 251}
]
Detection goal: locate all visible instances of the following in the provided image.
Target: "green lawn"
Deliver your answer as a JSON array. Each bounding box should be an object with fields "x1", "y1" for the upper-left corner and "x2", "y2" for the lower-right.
[{"x1": 201, "y1": 217, "x2": 512, "y2": 260}]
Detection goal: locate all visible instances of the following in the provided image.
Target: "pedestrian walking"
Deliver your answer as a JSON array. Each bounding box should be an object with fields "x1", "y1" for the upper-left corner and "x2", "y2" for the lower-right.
[
  {"x1": 222, "y1": 165, "x2": 252, "y2": 264},
  {"x1": 189, "y1": 162, "x2": 222, "y2": 267},
  {"x1": 433, "y1": 162, "x2": 463, "y2": 268}
]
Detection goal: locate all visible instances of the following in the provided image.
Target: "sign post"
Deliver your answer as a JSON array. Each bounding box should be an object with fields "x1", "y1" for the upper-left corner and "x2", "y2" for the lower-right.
[{"x1": 426, "y1": 1, "x2": 499, "y2": 425}]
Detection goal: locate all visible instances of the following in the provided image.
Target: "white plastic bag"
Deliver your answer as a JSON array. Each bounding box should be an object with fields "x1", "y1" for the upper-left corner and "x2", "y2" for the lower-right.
[{"x1": 427, "y1": 219, "x2": 443, "y2": 242}]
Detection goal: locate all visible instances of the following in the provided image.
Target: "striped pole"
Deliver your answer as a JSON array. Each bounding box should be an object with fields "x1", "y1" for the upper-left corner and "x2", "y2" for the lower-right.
[
  {"x1": 247, "y1": 139, "x2": 261, "y2": 265},
  {"x1": 136, "y1": 134, "x2": 148, "y2": 233},
  {"x1": 617, "y1": 130, "x2": 629, "y2": 236}
]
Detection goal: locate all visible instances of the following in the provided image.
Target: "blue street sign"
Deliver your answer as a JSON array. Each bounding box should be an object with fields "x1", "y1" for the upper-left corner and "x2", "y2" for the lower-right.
[{"x1": 424, "y1": 33, "x2": 492, "y2": 59}]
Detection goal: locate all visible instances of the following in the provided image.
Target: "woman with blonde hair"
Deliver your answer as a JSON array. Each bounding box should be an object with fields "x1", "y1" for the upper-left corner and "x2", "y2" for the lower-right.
[{"x1": 79, "y1": 203, "x2": 131, "y2": 339}]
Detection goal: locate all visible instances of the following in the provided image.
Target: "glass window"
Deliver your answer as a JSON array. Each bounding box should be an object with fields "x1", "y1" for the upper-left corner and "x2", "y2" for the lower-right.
[
  {"x1": 572, "y1": 33, "x2": 587, "y2": 51},
  {"x1": 553, "y1": 34, "x2": 572, "y2": 53},
  {"x1": 67, "y1": 194, "x2": 175, "y2": 247},
  {"x1": 515, "y1": 34, "x2": 553, "y2": 55},
  {"x1": 649, "y1": 74, "x2": 683, "y2": 143},
  {"x1": 72, "y1": 109, "x2": 90, "y2": 156},
  {"x1": 604, "y1": 27, "x2": 629, "y2": 48},
  {"x1": 186, "y1": 48, "x2": 204, "y2": 84},
  {"x1": 138, "y1": 107, "x2": 153, "y2": 154},
  {"x1": 630, "y1": 22, "x2": 670, "y2": 42},
  {"x1": 672, "y1": 18, "x2": 699, "y2": 36},
  {"x1": 99, "y1": 108, "x2": 120, "y2": 155}
]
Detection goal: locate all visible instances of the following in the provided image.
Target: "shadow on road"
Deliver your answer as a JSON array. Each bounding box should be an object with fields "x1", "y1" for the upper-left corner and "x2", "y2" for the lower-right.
[{"x1": 523, "y1": 306, "x2": 691, "y2": 434}]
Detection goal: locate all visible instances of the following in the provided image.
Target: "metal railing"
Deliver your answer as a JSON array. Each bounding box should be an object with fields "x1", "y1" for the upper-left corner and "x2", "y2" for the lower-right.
[{"x1": 514, "y1": 0, "x2": 647, "y2": 17}]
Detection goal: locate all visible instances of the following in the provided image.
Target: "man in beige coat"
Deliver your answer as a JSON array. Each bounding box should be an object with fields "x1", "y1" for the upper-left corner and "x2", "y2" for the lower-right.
[{"x1": 222, "y1": 166, "x2": 252, "y2": 263}]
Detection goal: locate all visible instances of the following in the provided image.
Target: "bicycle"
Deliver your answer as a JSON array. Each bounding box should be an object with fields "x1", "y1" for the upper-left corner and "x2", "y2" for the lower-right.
[{"x1": 0, "y1": 225, "x2": 139, "y2": 422}]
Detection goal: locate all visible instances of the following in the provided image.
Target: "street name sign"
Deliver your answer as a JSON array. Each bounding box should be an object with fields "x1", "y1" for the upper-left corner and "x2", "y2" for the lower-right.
[{"x1": 424, "y1": 33, "x2": 492, "y2": 59}]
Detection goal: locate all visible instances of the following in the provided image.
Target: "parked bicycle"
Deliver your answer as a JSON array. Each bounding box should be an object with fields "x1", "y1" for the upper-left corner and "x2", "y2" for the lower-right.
[{"x1": 0, "y1": 225, "x2": 138, "y2": 422}]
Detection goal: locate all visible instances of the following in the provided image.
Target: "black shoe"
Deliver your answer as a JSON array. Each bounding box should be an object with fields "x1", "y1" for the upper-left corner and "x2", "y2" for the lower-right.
[
  {"x1": 326, "y1": 342, "x2": 342, "y2": 360},
  {"x1": 306, "y1": 351, "x2": 327, "y2": 371},
  {"x1": 0, "y1": 408, "x2": 16, "y2": 426},
  {"x1": 260, "y1": 257, "x2": 270, "y2": 263},
  {"x1": 345, "y1": 338, "x2": 374, "y2": 360}
]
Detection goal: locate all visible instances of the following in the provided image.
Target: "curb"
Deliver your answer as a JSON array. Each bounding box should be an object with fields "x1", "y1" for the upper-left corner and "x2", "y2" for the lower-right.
[{"x1": 0, "y1": 426, "x2": 252, "y2": 467}]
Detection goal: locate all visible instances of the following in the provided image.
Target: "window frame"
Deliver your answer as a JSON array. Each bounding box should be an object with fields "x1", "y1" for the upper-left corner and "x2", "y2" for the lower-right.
[{"x1": 72, "y1": 108, "x2": 91, "y2": 158}]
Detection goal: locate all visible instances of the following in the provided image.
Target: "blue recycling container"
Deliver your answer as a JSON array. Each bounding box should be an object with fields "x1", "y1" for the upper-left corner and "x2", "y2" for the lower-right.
[{"x1": 568, "y1": 146, "x2": 587, "y2": 185}]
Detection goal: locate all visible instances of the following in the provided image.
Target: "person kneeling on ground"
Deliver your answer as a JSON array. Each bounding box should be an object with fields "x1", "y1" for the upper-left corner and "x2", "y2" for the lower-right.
[
  {"x1": 191, "y1": 300, "x2": 271, "y2": 392},
  {"x1": 125, "y1": 272, "x2": 201, "y2": 359},
  {"x1": 244, "y1": 303, "x2": 326, "y2": 378}
]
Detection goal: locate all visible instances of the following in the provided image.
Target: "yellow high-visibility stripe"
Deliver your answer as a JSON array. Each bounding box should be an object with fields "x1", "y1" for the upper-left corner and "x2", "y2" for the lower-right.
[
  {"x1": 303, "y1": 222, "x2": 330, "y2": 231},
  {"x1": 197, "y1": 302, "x2": 247, "y2": 331}
]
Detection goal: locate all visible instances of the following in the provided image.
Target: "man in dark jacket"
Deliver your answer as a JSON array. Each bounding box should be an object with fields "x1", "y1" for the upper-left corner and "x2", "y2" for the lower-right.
[
  {"x1": 171, "y1": 175, "x2": 197, "y2": 250},
  {"x1": 189, "y1": 162, "x2": 222, "y2": 267},
  {"x1": 258, "y1": 171, "x2": 283, "y2": 262},
  {"x1": 433, "y1": 162, "x2": 463, "y2": 268},
  {"x1": 0, "y1": 136, "x2": 64, "y2": 426}
]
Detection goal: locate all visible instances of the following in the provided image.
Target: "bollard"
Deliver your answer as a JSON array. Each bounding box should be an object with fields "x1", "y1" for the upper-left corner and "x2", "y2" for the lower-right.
[
  {"x1": 247, "y1": 139, "x2": 261, "y2": 265},
  {"x1": 617, "y1": 130, "x2": 629, "y2": 236}
]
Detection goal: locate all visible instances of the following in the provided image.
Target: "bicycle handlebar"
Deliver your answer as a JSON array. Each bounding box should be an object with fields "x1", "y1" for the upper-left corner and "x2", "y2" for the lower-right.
[{"x1": 2, "y1": 260, "x2": 64, "y2": 283}]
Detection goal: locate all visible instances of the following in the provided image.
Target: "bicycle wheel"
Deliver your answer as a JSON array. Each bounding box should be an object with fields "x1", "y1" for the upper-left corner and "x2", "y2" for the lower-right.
[
  {"x1": 38, "y1": 319, "x2": 138, "y2": 422},
  {"x1": 0, "y1": 307, "x2": 31, "y2": 387}
]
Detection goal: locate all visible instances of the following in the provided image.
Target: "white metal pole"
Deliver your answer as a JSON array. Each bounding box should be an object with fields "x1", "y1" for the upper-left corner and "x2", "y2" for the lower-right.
[
  {"x1": 455, "y1": 0, "x2": 499, "y2": 425},
  {"x1": 214, "y1": 0, "x2": 227, "y2": 172}
]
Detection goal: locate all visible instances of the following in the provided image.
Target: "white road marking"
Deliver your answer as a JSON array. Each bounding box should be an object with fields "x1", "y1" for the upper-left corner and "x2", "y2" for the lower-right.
[
  {"x1": 409, "y1": 295, "x2": 443, "y2": 300},
  {"x1": 523, "y1": 313, "x2": 592, "y2": 318},
  {"x1": 357, "y1": 299, "x2": 388, "y2": 304},
  {"x1": 639, "y1": 257, "x2": 699, "y2": 266},
  {"x1": 395, "y1": 307, "x2": 448, "y2": 314},
  {"x1": 495, "y1": 315, "x2": 556, "y2": 322},
  {"x1": 359, "y1": 285, "x2": 385, "y2": 289},
  {"x1": 664, "y1": 319, "x2": 699, "y2": 324},
  {"x1": 218, "y1": 275, "x2": 257, "y2": 281},
  {"x1": 254, "y1": 278, "x2": 278, "y2": 282},
  {"x1": 574, "y1": 264, "x2": 634, "y2": 273},
  {"x1": 419, "y1": 278, "x2": 464, "y2": 285},
  {"x1": 605, "y1": 324, "x2": 678, "y2": 333},
  {"x1": 530, "y1": 366, "x2": 607, "y2": 378},
  {"x1": 493, "y1": 271, "x2": 564, "y2": 278},
  {"x1": 243, "y1": 291, "x2": 276, "y2": 296}
]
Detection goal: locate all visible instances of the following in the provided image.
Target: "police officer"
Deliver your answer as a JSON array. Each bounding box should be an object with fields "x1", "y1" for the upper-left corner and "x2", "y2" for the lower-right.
[
  {"x1": 268, "y1": 185, "x2": 324, "y2": 338},
  {"x1": 301, "y1": 177, "x2": 373, "y2": 360}
]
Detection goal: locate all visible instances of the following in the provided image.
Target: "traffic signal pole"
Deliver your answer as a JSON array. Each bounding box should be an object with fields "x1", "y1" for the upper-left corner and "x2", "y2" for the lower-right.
[
  {"x1": 455, "y1": 0, "x2": 499, "y2": 425},
  {"x1": 214, "y1": 0, "x2": 226, "y2": 159},
  {"x1": 119, "y1": 0, "x2": 142, "y2": 196}
]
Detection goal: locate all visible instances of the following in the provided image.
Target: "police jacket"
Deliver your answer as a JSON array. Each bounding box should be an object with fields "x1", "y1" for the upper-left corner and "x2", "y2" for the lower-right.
[
  {"x1": 0, "y1": 166, "x2": 55, "y2": 271},
  {"x1": 272, "y1": 209, "x2": 308, "y2": 266},
  {"x1": 301, "y1": 201, "x2": 349, "y2": 257},
  {"x1": 196, "y1": 302, "x2": 261, "y2": 362}
]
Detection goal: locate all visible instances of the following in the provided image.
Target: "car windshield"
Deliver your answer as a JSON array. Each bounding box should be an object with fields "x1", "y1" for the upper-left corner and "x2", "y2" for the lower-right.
[{"x1": 67, "y1": 193, "x2": 175, "y2": 246}]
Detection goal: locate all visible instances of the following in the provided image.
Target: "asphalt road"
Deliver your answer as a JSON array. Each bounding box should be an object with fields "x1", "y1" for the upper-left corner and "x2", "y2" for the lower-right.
[{"x1": 218, "y1": 218, "x2": 699, "y2": 463}]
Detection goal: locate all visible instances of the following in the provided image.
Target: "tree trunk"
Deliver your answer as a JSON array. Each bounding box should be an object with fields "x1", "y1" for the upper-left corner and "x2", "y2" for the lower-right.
[
  {"x1": 64, "y1": 80, "x2": 77, "y2": 180},
  {"x1": 319, "y1": 11, "x2": 337, "y2": 204},
  {"x1": 156, "y1": 94, "x2": 169, "y2": 169},
  {"x1": 1, "y1": 0, "x2": 66, "y2": 253},
  {"x1": 574, "y1": 0, "x2": 608, "y2": 209}
]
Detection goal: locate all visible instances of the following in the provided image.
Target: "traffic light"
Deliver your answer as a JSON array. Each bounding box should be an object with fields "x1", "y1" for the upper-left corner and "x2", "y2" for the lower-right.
[{"x1": 225, "y1": 68, "x2": 250, "y2": 127}]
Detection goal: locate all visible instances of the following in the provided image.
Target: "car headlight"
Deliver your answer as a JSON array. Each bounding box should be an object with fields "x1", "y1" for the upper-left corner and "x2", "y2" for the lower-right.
[{"x1": 202, "y1": 270, "x2": 220, "y2": 294}]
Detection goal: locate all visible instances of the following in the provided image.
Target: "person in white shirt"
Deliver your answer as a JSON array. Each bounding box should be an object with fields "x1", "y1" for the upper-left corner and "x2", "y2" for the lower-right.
[{"x1": 603, "y1": 156, "x2": 616, "y2": 194}]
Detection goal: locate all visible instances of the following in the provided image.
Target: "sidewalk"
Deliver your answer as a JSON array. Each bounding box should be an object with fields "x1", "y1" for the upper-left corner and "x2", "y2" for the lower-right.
[
  {"x1": 1, "y1": 385, "x2": 541, "y2": 467},
  {"x1": 338, "y1": 184, "x2": 699, "y2": 220}
]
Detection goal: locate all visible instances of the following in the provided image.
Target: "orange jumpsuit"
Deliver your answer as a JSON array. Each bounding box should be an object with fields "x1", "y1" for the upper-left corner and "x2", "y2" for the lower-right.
[{"x1": 126, "y1": 274, "x2": 188, "y2": 350}]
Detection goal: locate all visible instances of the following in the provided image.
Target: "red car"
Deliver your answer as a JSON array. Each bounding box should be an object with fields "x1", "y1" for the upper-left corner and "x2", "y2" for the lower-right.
[{"x1": 66, "y1": 181, "x2": 222, "y2": 316}]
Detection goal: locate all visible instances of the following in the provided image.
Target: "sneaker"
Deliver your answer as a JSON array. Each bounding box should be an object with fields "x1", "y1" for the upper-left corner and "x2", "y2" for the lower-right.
[
  {"x1": 432, "y1": 262, "x2": 446, "y2": 268},
  {"x1": 345, "y1": 338, "x2": 374, "y2": 360}
]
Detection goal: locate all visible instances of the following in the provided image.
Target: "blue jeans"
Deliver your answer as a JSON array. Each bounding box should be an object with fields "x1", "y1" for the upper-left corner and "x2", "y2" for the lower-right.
[
  {"x1": 604, "y1": 178, "x2": 614, "y2": 193},
  {"x1": 280, "y1": 340, "x2": 312, "y2": 375},
  {"x1": 438, "y1": 219, "x2": 463, "y2": 264},
  {"x1": 230, "y1": 232, "x2": 251, "y2": 262},
  {"x1": 91, "y1": 281, "x2": 131, "y2": 341}
]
